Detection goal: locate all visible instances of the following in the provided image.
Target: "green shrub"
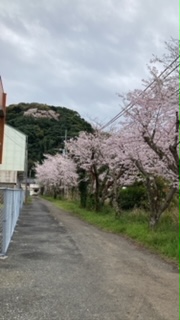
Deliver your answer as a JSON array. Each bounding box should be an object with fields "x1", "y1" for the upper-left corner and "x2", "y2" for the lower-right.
[{"x1": 118, "y1": 183, "x2": 148, "y2": 210}]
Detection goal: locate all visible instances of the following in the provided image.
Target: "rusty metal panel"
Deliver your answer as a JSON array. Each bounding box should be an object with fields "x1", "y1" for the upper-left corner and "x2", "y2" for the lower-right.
[
  {"x1": 0, "y1": 77, "x2": 6, "y2": 114},
  {"x1": 0, "y1": 77, "x2": 6, "y2": 164}
]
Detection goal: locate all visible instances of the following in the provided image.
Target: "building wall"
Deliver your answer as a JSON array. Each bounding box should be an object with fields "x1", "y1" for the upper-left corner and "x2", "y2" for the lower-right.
[
  {"x1": 0, "y1": 170, "x2": 17, "y2": 183},
  {"x1": 0, "y1": 125, "x2": 26, "y2": 171}
]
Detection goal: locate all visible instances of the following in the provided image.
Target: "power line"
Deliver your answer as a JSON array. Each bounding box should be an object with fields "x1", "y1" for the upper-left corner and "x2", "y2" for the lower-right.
[
  {"x1": 5, "y1": 132, "x2": 26, "y2": 149},
  {"x1": 101, "y1": 60, "x2": 179, "y2": 129},
  {"x1": 5, "y1": 124, "x2": 26, "y2": 140},
  {"x1": 101, "y1": 56, "x2": 179, "y2": 130}
]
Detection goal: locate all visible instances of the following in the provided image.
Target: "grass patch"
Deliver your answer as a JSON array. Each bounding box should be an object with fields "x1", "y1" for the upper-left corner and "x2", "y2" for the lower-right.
[{"x1": 43, "y1": 196, "x2": 179, "y2": 263}]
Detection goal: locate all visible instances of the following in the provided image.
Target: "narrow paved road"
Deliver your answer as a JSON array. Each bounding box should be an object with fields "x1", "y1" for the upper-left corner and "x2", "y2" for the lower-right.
[{"x1": 0, "y1": 198, "x2": 178, "y2": 320}]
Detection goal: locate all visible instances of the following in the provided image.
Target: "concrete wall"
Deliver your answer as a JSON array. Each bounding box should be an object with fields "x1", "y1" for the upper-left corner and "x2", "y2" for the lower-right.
[{"x1": 0, "y1": 170, "x2": 17, "y2": 183}]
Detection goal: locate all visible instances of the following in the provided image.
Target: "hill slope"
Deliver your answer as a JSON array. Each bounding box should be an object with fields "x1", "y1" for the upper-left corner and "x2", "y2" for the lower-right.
[{"x1": 6, "y1": 103, "x2": 93, "y2": 176}]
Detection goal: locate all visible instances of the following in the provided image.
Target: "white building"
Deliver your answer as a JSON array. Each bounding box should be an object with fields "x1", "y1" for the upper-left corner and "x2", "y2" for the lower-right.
[{"x1": 0, "y1": 124, "x2": 27, "y2": 186}]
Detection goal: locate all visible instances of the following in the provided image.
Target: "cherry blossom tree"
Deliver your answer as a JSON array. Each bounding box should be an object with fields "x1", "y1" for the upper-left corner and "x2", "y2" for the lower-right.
[
  {"x1": 66, "y1": 130, "x2": 109, "y2": 211},
  {"x1": 103, "y1": 133, "x2": 139, "y2": 215},
  {"x1": 118, "y1": 126, "x2": 169, "y2": 225},
  {"x1": 35, "y1": 154, "x2": 78, "y2": 198},
  {"x1": 66, "y1": 130, "x2": 138, "y2": 213},
  {"x1": 119, "y1": 39, "x2": 179, "y2": 226}
]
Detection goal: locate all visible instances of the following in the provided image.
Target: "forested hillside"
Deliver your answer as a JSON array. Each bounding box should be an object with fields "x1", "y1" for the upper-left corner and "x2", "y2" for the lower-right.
[{"x1": 6, "y1": 103, "x2": 93, "y2": 176}]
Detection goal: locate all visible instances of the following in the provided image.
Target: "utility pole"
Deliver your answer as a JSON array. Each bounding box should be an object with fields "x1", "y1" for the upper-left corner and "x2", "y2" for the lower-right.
[{"x1": 24, "y1": 135, "x2": 28, "y2": 205}]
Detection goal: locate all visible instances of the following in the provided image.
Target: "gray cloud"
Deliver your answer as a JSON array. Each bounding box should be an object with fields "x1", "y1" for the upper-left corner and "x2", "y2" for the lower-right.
[{"x1": 0, "y1": 0, "x2": 178, "y2": 123}]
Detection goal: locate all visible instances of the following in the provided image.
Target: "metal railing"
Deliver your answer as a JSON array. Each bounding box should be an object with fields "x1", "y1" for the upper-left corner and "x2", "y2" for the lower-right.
[{"x1": 0, "y1": 188, "x2": 24, "y2": 256}]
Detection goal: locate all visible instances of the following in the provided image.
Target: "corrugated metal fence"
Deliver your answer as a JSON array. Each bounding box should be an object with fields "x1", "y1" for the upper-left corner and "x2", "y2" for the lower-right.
[{"x1": 0, "y1": 188, "x2": 24, "y2": 256}]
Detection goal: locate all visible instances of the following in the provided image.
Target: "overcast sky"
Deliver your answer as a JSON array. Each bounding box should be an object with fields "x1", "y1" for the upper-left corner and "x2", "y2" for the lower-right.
[{"x1": 0, "y1": 0, "x2": 178, "y2": 124}]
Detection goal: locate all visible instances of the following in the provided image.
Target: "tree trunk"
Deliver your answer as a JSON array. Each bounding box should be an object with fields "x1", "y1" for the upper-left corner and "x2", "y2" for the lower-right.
[
  {"x1": 53, "y1": 190, "x2": 57, "y2": 199},
  {"x1": 91, "y1": 164, "x2": 100, "y2": 212},
  {"x1": 78, "y1": 169, "x2": 88, "y2": 208},
  {"x1": 148, "y1": 184, "x2": 177, "y2": 229},
  {"x1": 112, "y1": 171, "x2": 122, "y2": 217}
]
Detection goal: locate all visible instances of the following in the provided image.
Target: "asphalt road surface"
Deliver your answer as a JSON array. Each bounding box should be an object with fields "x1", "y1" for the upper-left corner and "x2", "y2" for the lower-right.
[{"x1": 0, "y1": 198, "x2": 179, "y2": 320}]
